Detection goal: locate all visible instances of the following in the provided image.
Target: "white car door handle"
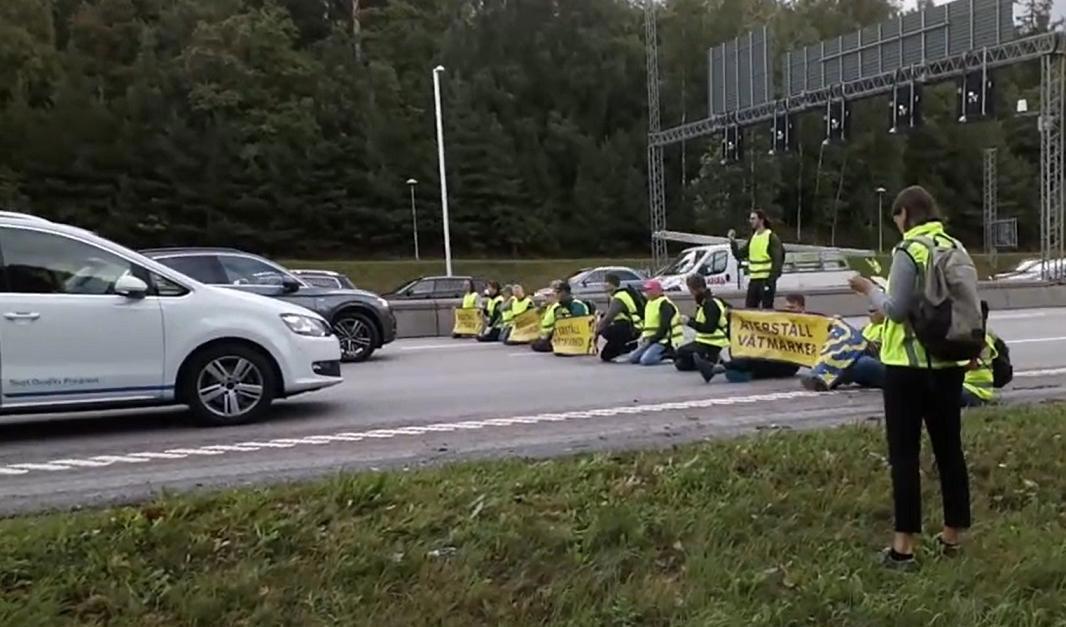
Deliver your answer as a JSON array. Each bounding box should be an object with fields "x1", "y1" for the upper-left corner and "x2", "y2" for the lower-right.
[{"x1": 4, "y1": 312, "x2": 40, "y2": 321}]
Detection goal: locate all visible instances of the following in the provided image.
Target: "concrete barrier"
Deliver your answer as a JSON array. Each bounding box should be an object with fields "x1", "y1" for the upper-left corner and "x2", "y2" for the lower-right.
[{"x1": 389, "y1": 280, "x2": 1066, "y2": 339}]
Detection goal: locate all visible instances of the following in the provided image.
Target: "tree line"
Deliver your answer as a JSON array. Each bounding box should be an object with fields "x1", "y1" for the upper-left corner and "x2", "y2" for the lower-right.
[{"x1": 0, "y1": 0, "x2": 1058, "y2": 259}]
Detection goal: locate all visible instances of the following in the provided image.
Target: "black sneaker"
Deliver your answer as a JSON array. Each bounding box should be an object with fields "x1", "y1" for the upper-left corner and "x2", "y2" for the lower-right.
[
  {"x1": 880, "y1": 548, "x2": 917, "y2": 571},
  {"x1": 693, "y1": 354, "x2": 717, "y2": 383}
]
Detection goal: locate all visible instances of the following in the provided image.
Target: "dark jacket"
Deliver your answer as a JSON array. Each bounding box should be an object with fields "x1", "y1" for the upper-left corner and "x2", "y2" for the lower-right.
[
  {"x1": 730, "y1": 231, "x2": 785, "y2": 280},
  {"x1": 644, "y1": 300, "x2": 676, "y2": 346}
]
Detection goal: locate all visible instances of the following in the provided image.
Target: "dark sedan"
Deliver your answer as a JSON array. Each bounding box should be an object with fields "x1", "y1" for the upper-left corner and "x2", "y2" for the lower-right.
[
  {"x1": 142, "y1": 248, "x2": 396, "y2": 362},
  {"x1": 385, "y1": 275, "x2": 488, "y2": 300}
]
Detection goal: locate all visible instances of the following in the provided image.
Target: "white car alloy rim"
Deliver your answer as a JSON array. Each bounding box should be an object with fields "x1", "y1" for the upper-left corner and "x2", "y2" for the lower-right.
[
  {"x1": 335, "y1": 318, "x2": 371, "y2": 359},
  {"x1": 196, "y1": 357, "x2": 264, "y2": 418}
]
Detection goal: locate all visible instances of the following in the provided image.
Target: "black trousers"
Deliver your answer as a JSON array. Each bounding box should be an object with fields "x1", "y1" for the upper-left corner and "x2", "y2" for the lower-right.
[
  {"x1": 745, "y1": 278, "x2": 777, "y2": 309},
  {"x1": 531, "y1": 337, "x2": 553, "y2": 353},
  {"x1": 883, "y1": 365, "x2": 971, "y2": 534},
  {"x1": 599, "y1": 321, "x2": 638, "y2": 362},
  {"x1": 476, "y1": 327, "x2": 501, "y2": 342},
  {"x1": 674, "y1": 342, "x2": 723, "y2": 371}
]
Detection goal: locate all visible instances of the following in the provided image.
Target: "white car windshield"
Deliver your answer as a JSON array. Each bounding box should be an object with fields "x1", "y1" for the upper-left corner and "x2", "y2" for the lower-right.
[{"x1": 661, "y1": 250, "x2": 702, "y2": 276}]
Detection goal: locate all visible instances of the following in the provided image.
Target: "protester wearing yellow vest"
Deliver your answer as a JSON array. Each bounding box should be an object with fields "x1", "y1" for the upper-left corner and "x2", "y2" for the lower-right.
[
  {"x1": 674, "y1": 274, "x2": 729, "y2": 382},
  {"x1": 596, "y1": 273, "x2": 644, "y2": 362},
  {"x1": 531, "y1": 281, "x2": 590, "y2": 353},
  {"x1": 452, "y1": 279, "x2": 482, "y2": 338},
  {"x1": 849, "y1": 185, "x2": 971, "y2": 569},
  {"x1": 627, "y1": 280, "x2": 682, "y2": 366},
  {"x1": 500, "y1": 284, "x2": 534, "y2": 345},
  {"x1": 961, "y1": 302, "x2": 1000, "y2": 407},
  {"x1": 477, "y1": 282, "x2": 509, "y2": 343},
  {"x1": 729, "y1": 209, "x2": 784, "y2": 309}
]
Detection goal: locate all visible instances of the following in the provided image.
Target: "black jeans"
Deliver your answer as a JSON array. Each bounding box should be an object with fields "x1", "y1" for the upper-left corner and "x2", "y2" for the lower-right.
[
  {"x1": 674, "y1": 342, "x2": 723, "y2": 371},
  {"x1": 883, "y1": 365, "x2": 971, "y2": 534},
  {"x1": 531, "y1": 337, "x2": 553, "y2": 353},
  {"x1": 745, "y1": 278, "x2": 777, "y2": 309},
  {"x1": 599, "y1": 321, "x2": 638, "y2": 362}
]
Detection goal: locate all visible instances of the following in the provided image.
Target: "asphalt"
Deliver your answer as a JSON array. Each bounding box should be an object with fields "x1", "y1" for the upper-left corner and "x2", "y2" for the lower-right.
[{"x1": 1, "y1": 308, "x2": 1065, "y2": 515}]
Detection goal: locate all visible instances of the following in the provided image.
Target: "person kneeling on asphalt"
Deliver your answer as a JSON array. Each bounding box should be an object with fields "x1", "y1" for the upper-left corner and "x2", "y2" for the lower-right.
[
  {"x1": 531, "y1": 281, "x2": 590, "y2": 353},
  {"x1": 597, "y1": 273, "x2": 644, "y2": 362},
  {"x1": 961, "y1": 301, "x2": 1012, "y2": 407},
  {"x1": 801, "y1": 307, "x2": 887, "y2": 392},
  {"x1": 721, "y1": 293, "x2": 806, "y2": 382},
  {"x1": 478, "y1": 283, "x2": 510, "y2": 342},
  {"x1": 500, "y1": 284, "x2": 534, "y2": 345},
  {"x1": 627, "y1": 280, "x2": 683, "y2": 366},
  {"x1": 675, "y1": 274, "x2": 729, "y2": 382}
]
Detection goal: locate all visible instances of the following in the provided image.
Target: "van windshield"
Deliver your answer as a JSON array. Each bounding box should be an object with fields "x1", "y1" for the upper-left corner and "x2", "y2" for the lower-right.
[{"x1": 661, "y1": 250, "x2": 703, "y2": 276}]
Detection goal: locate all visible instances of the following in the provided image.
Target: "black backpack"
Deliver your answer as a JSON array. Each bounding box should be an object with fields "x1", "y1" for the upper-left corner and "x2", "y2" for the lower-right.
[
  {"x1": 905, "y1": 236, "x2": 985, "y2": 362},
  {"x1": 992, "y1": 336, "x2": 1013, "y2": 388},
  {"x1": 622, "y1": 286, "x2": 646, "y2": 318}
]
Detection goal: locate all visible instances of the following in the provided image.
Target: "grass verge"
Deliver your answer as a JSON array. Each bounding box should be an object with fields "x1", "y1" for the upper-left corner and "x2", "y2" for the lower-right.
[
  {"x1": 2, "y1": 403, "x2": 1064, "y2": 626},
  {"x1": 284, "y1": 253, "x2": 1034, "y2": 295}
]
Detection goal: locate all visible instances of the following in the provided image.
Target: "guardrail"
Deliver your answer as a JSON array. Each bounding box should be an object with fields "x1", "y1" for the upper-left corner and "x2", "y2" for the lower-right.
[{"x1": 388, "y1": 280, "x2": 1066, "y2": 339}]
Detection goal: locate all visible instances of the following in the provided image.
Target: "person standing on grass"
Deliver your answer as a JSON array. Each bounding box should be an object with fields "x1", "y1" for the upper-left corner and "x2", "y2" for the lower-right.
[
  {"x1": 849, "y1": 185, "x2": 971, "y2": 569},
  {"x1": 729, "y1": 209, "x2": 784, "y2": 309}
]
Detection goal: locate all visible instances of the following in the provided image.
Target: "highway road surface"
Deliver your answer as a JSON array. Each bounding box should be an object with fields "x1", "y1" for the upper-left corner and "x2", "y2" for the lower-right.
[{"x1": 2, "y1": 307, "x2": 1065, "y2": 515}]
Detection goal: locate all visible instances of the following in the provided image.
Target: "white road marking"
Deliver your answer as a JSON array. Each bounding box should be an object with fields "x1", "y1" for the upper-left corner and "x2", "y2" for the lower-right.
[
  {"x1": 400, "y1": 343, "x2": 500, "y2": 352},
  {"x1": 2, "y1": 371, "x2": 1065, "y2": 479},
  {"x1": 1010, "y1": 336, "x2": 1066, "y2": 345},
  {"x1": 991, "y1": 312, "x2": 1048, "y2": 320}
]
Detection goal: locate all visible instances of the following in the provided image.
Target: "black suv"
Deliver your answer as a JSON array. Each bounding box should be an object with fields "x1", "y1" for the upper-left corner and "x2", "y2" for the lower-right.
[{"x1": 142, "y1": 248, "x2": 396, "y2": 362}]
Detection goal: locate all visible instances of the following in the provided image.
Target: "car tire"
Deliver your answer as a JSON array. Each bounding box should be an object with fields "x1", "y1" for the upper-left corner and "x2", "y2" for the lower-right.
[
  {"x1": 181, "y1": 344, "x2": 277, "y2": 426},
  {"x1": 334, "y1": 312, "x2": 379, "y2": 363}
]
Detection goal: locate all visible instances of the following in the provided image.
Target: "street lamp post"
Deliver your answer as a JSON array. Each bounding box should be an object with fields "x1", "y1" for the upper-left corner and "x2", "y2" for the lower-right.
[
  {"x1": 432, "y1": 65, "x2": 453, "y2": 276},
  {"x1": 406, "y1": 178, "x2": 420, "y2": 261},
  {"x1": 876, "y1": 187, "x2": 887, "y2": 254}
]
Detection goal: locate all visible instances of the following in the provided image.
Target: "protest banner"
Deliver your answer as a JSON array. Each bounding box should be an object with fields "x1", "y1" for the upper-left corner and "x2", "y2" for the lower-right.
[
  {"x1": 452, "y1": 308, "x2": 483, "y2": 336},
  {"x1": 552, "y1": 315, "x2": 597, "y2": 356},
  {"x1": 728, "y1": 309, "x2": 831, "y2": 368},
  {"x1": 507, "y1": 310, "x2": 541, "y2": 344}
]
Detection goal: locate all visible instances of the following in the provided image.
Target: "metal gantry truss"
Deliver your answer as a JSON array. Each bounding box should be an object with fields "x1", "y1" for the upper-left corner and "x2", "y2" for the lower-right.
[
  {"x1": 983, "y1": 147, "x2": 998, "y2": 256},
  {"x1": 1041, "y1": 51, "x2": 1065, "y2": 281},
  {"x1": 644, "y1": 0, "x2": 668, "y2": 269},
  {"x1": 646, "y1": 29, "x2": 1066, "y2": 278}
]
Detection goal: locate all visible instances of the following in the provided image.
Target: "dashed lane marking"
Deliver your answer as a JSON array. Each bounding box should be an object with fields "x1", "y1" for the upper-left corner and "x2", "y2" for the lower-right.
[
  {"x1": 3, "y1": 367, "x2": 1064, "y2": 479},
  {"x1": 1, "y1": 389, "x2": 829, "y2": 477}
]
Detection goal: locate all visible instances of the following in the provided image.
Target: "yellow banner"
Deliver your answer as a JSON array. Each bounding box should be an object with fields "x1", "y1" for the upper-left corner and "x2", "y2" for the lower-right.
[
  {"x1": 729, "y1": 309, "x2": 831, "y2": 367},
  {"x1": 452, "y1": 308, "x2": 483, "y2": 336},
  {"x1": 552, "y1": 315, "x2": 597, "y2": 356},
  {"x1": 507, "y1": 310, "x2": 541, "y2": 344}
]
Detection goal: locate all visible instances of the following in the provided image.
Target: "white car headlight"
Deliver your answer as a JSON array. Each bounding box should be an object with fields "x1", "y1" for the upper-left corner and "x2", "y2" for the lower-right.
[
  {"x1": 375, "y1": 297, "x2": 390, "y2": 309},
  {"x1": 281, "y1": 314, "x2": 331, "y2": 337}
]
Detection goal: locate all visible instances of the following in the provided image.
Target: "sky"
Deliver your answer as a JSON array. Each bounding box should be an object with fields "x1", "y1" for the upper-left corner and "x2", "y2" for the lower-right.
[{"x1": 899, "y1": 0, "x2": 1066, "y2": 21}]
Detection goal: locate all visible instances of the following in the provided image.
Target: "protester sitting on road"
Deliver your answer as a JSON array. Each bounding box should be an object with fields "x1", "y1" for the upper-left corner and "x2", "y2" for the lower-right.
[
  {"x1": 597, "y1": 273, "x2": 643, "y2": 362},
  {"x1": 718, "y1": 294, "x2": 806, "y2": 382},
  {"x1": 452, "y1": 278, "x2": 482, "y2": 338},
  {"x1": 479, "y1": 283, "x2": 511, "y2": 343},
  {"x1": 675, "y1": 274, "x2": 729, "y2": 382},
  {"x1": 962, "y1": 301, "x2": 1008, "y2": 407},
  {"x1": 627, "y1": 280, "x2": 683, "y2": 366},
  {"x1": 531, "y1": 281, "x2": 590, "y2": 353},
  {"x1": 501, "y1": 284, "x2": 535, "y2": 345},
  {"x1": 802, "y1": 307, "x2": 887, "y2": 391}
]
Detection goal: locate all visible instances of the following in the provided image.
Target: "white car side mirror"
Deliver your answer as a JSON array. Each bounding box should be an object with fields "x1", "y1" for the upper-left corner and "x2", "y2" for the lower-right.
[{"x1": 114, "y1": 274, "x2": 149, "y2": 299}]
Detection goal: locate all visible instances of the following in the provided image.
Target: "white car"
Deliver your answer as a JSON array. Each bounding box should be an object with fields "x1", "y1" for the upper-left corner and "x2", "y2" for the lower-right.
[{"x1": 0, "y1": 212, "x2": 342, "y2": 426}]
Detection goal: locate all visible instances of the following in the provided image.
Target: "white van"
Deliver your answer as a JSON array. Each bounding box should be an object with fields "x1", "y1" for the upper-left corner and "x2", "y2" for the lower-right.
[
  {"x1": 654, "y1": 244, "x2": 854, "y2": 293},
  {"x1": 0, "y1": 212, "x2": 342, "y2": 425}
]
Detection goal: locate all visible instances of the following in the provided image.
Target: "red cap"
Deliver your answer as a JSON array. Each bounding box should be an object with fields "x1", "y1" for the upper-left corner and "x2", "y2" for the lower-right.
[{"x1": 643, "y1": 279, "x2": 663, "y2": 293}]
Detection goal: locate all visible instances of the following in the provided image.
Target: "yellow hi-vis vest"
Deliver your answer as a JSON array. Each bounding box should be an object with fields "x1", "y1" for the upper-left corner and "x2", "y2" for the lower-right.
[
  {"x1": 862, "y1": 321, "x2": 885, "y2": 344},
  {"x1": 485, "y1": 295, "x2": 504, "y2": 322},
  {"x1": 748, "y1": 229, "x2": 773, "y2": 280},
  {"x1": 540, "y1": 300, "x2": 586, "y2": 336},
  {"x1": 642, "y1": 296, "x2": 683, "y2": 348},
  {"x1": 694, "y1": 297, "x2": 729, "y2": 348},
  {"x1": 879, "y1": 221, "x2": 963, "y2": 369},
  {"x1": 501, "y1": 298, "x2": 516, "y2": 326},
  {"x1": 963, "y1": 333, "x2": 998, "y2": 401},
  {"x1": 511, "y1": 297, "x2": 534, "y2": 317},
  {"x1": 612, "y1": 288, "x2": 643, "y2": 330},
  {"x1": 461, "y1": 292, "x2": 478, "y2": 309}
]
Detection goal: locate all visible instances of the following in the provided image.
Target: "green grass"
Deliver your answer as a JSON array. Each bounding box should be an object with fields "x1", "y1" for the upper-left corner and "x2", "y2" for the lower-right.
[
  {"x1": 2, "y1": 404, "x2": 1065, "y2": 626},
  {"x1": 284, "y1": 253, "x2": 1036, "y2": 294}
]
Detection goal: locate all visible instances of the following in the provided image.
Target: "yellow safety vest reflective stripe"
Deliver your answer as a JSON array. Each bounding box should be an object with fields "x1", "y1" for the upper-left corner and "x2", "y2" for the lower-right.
[
  {"x1": 963, "y1": 334, "x2": 998, "y2": 401},
  {"x1": 748, "y1": 230, "x2": 773, "y2": 280},
  {"x1": 511, "y1": 297, "x2": 534, "y2": 317},
  {"x1": 462, "y1": 292, "x2": 478, "y2": 309},
  {"x1": 694, "y1": 297, "x2": 729, "y2": 347},
  {"x1": 642, "y1": 296, "x2": 684, "y2": 348},
  {"x1": 612, "y1": 289, "x2": 643, "y2": 329},
  {"x1": 862, "y1": 321, "x2": 884, "y2": 344},
  {"x1": 879, "y1": 221, "x2": 962, "y2": 369}
]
